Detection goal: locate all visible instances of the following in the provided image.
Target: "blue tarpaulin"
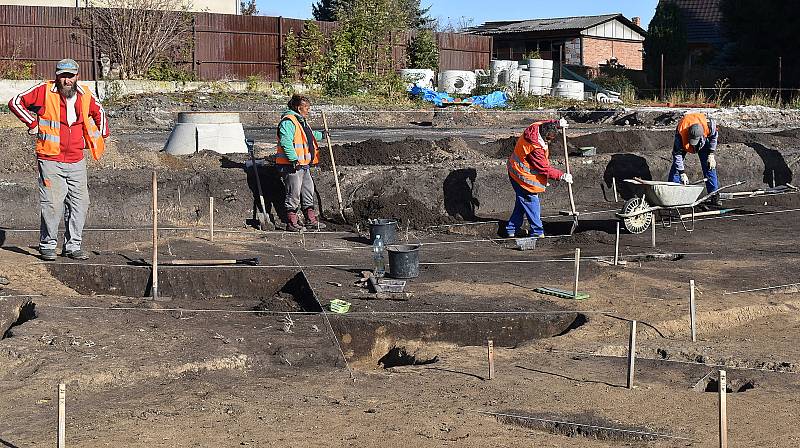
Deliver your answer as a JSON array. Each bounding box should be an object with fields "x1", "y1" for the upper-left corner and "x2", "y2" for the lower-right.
[{"x1": 409, "y1": 86, "x2": 508, "y2": 109}]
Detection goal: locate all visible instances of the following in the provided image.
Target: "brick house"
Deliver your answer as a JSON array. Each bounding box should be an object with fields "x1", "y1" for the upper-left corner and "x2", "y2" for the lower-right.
[{"x1": 470, "y1": 13, "x2": 646, "y2": 70}]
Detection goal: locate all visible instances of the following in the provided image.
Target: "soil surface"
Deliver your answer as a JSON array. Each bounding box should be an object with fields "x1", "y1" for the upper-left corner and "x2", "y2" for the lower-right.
[{"x1": 2, "y1": 101, "x2": 800, "y2": 448}]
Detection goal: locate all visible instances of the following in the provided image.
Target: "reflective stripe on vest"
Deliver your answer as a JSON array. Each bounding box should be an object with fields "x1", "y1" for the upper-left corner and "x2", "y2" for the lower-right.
[
  {"x1": 677, "y1": 113, "x2": 710, "y2": 153},
  {"x1": 507, "y1": 122, "x2": 550, "y2": 193},
  {"x1": 35, "y1": 83, "x2": 62, "y2": 156},
  {"x1": 276, "y1": 114, "x2": 318, "y2": 166}
]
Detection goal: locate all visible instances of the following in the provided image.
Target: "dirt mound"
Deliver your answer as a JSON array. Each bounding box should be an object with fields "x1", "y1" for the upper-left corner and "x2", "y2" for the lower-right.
[
  {"x1": 489, "y1": 135, "x2": 567, "y2": 159},
  {"x1": 320, "y1": 137, "x2": 488, "y2": 167},
  {"x1": 569, "y1": 130, "x2": 674, "y2": 155},
  {"x1": 351, "y1": 191, "x2": 456, "y2": 228}
]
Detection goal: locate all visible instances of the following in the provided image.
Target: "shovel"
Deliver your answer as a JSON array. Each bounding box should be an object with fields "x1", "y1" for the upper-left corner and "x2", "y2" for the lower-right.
[
  {"x1": 246, "y1": 139, "x2": 270, "y2": 231},
  {"x1": 558, "y1": 122, "x2": 579, "y2": 235},
  {"x1": 321, "y1": 111, "x2": 349, "y2": 223}
]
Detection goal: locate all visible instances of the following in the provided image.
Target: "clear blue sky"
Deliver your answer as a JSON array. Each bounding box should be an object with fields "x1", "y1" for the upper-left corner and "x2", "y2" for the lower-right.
[{"x1": 259, "y1": 0, "x2": 660, "y2": 29}]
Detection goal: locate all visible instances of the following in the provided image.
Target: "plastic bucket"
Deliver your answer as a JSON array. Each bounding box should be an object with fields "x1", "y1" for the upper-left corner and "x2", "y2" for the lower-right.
[
  {"x1": 369, "y1": 219, "x2": 397, "y2": 244},
  {"x1": 388, "y1": 244, "x2": 420, "y2": 279}
]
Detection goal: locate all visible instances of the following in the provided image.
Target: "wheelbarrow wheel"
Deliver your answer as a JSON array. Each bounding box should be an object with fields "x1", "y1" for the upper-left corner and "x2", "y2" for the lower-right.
[{"x1": 621, "y1": 197, "x2": 652, "y2": 234}]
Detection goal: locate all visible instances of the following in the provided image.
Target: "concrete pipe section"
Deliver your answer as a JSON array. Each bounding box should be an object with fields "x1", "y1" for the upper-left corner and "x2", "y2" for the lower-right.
[{"x1": 164, "y1": 111, "x2": 248, "y2": 155}]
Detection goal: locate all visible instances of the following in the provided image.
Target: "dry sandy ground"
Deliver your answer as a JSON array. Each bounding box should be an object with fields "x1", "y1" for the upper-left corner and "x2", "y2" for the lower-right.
[{"x1": 1, "y1": 105, "x2": 800, "y2": 447}]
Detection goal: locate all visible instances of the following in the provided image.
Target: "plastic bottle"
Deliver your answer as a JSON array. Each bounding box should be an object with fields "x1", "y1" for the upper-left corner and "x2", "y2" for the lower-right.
[{"x1": 373, "y1": 234, "x2": 385, "y2": 278}]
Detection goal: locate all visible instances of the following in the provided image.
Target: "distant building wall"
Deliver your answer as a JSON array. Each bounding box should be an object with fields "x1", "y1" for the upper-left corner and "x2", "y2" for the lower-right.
[{"x1": 581, "y1": 37, "x2": 642, "y2": 70}]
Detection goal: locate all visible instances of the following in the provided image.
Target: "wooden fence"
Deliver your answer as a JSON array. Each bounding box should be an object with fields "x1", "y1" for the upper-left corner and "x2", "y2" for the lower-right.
[{"x1": 0, "y1": 5, "x2": 491, "y2": 81}]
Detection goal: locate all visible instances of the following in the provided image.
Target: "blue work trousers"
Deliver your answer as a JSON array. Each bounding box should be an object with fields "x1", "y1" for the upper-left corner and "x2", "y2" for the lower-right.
[
  {"x1": 505, "y1": 177, "x2": 544, "y2": 237},
  {"x1": 668, "y1": 150, "x2": 719, "y2": 194}
]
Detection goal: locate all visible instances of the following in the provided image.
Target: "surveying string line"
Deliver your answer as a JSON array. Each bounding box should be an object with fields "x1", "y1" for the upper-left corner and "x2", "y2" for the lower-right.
[
  {"x1": 41, "y1": 304, "x2": 615, "y2": 317},
  {"x1": 16, "y1": 251, "x2": 713, "y2": 270},
  {"x1": 723, "y1": 282, "x2": 800, "y2": 295},
  {"x1": 469, "y1": 410, "x2": 695, "y2": 442},
  {"x1": 535, "y1": 348, "x2": 800, "y2": 375},
  {"x1": 693, "y1": 207, "x2": 800, "y2": 223}
]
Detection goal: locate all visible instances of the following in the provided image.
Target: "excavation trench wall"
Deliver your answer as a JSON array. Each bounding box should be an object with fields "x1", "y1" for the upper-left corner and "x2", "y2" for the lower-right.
[
  {"x1": 331, "y1": 312, "x2": 585, "y2": 367},
  {"x1": 0, "y1": 128, "x2": 798, "y2": 232}
]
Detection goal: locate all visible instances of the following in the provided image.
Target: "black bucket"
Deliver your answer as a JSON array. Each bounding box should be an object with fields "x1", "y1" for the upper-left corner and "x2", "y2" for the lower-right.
[
  {"x1": 369, "y1": 219, "x2": 397, "y2": 244},
  {"x1": 387, "y1": 244, "x2": 420, "y2": 279}
]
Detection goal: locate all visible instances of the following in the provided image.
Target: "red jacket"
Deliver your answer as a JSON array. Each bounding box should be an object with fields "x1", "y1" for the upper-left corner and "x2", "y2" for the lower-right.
[{"x1": 8, "y1": 82, "x2": 110, "y2": 163}]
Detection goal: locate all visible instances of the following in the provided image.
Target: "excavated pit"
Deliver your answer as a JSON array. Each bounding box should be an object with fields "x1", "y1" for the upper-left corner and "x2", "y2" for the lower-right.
[
  {"x1": 330, "y1": 312, "x2": 587, "y2": 367},
  {"x1": 46, "y1": 263, "x2": 304, "y2": 303}
]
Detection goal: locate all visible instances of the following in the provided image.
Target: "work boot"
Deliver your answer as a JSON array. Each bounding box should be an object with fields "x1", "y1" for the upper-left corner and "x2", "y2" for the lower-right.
[
  {"x1": 286, "y1": 211, "x2": 304, "y2": 232},
  {"x1": 39, "y1": 248, "x2": 56, "y2": 261},
  {"x1": 304, "y1": 208, "x2": 327, "y2": 230},
  {"x1": 63, "y1": 249, "x2": 89, "y2": 260}
]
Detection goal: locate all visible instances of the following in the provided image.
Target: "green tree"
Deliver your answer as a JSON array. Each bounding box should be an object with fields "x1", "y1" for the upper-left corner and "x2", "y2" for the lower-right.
[
  {"x1": 399, "y1": 0, "x2": 433, "y2": 29},
  {"x1": 298, "y1": 21, "x2": 326, "y2": 85},
  {"x1": 312, "y1": 0, "x2": 352, "y2": 21},
  {"x1": 324, "y1": 0, "x2": 407, "y2": 96},
  {"x1": 281, "y1": 29, "x2": 299, "y2": 82},
  {"x1": 643, "y1": 2, "x2": 687, "y2": 87},
  {"x1": 721, "y1": 0, "x2": 797, "y2": 88},
  {"x1": 240, "y1": 0, "x2": 257, "y2": 15},
  {"x1": 408, "y1": 29, "x2": 438, "y2": 70}
]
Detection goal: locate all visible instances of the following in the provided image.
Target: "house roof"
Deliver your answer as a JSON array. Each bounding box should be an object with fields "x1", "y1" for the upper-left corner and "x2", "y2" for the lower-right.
[
  {"x1": 470, "y1": 13, "x2": 645, "y2": 36},
  {"x1": 661, "y1": 0, "x2": 724, "y2": 45}
]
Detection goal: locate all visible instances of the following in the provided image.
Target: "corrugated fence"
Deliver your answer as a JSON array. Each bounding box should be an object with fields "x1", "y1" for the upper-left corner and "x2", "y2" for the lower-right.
[{"x1": 0, "y1": 5, "x2": 491, "y2": 81}]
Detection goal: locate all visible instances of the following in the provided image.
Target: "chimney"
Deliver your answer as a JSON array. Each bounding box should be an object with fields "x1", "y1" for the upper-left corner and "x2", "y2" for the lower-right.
[{"x1": 632, "y1": 16, "x2": 641, "y2": 27}]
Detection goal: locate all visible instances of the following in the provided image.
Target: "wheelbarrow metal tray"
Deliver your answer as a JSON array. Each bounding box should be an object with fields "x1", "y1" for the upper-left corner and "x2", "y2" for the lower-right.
[{"x1": 624, "y1": 179, "x2": 706, "y2": 207}]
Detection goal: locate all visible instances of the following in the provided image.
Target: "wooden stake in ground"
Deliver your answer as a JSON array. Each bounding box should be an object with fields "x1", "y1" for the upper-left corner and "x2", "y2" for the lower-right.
[
  {"x1": 209, "y1": 196, "x2": 214, "y2": 242},
  {"x1": 152, "y1": 171, "x2": 159, "y2": 301},
  {"x1": 321, "y1": 111, "x2": 345, "y2": 220},
  {"x1": 651, "y1": 220, "x2": 656, "y2": 248},
  {"x1": 573, "y1": 248, "x2": 581, "y2": 299},
  {"x1": 561, "y1": 124, "x2": 579, "y2": 234},
  {"x1": 627, "y1": 320, "x2": 637, "y2": 389},
  {"x1": 689, "y1": 280, "x2": 697, "y2": 342},
  {"x1": 57, "y1": 383, "x2": 65, "y2": 448},
  {"x1": 719, "y1": 369, "x2": 728, "y2": 448},
  {"x1": 614, "y1": 222, "x2": 620, "y2": 266},
  {"x1": 612, "y1": 177, "x2": 619, "y2": 202},
  {"x1": 487, "y1": 340, "x2": 495, "y2": 380}
]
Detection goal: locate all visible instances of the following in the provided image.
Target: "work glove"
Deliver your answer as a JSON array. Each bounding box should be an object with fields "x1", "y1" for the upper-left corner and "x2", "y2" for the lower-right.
[
  {"x1": 679, "y1": 172, "x2": 690, "y2": 185},
  {"x1": 558, "y1": 118, "x2": 569, "y2": 129},
  {"x1": 560, "y1": 172, "x2": 573, "y2": 184},
  {"x1": 707, "y1": 153, "x2": 717, "y2": 170},
  {"x1": 27, "y1": 125, "x2": 38, "y2": 136}
]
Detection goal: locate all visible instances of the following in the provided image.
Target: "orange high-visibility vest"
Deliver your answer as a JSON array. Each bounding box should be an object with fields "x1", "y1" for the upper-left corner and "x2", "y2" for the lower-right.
[
  {"x1": 507, "y1": 121, "x2": 549, "y2": 194},
  {"x1": 676, "y1": 113, "x2": 710, "y2": 153},
  {"x1": 275, "y1": 114, "x2": 319, "y2": 166},
  {"x1": 36, "y1": 82, "x2": 105, "y2": 160}
]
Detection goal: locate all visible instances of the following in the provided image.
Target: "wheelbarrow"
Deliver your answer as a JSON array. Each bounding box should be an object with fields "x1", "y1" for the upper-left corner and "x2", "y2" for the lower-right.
[{"x1": 616, "y1": 178, "x2": 744, "y2": 233}]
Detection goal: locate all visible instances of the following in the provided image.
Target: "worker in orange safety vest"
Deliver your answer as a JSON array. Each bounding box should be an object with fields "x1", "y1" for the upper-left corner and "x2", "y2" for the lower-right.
[
  {"x1": 8, "y1": 58, "x2": 109, "y2": 261},
  {"x1": 504, "y1": 119, "x2": 572, "y2": 238}
]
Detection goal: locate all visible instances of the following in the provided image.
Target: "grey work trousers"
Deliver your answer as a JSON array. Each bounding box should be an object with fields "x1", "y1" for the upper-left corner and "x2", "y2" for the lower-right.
[
  {"x1": 37, "y1": 158, "x2": 90, "y2": 252},
  {"x1": 281, "y1": 166, "x2": 316, "y2": 212}
]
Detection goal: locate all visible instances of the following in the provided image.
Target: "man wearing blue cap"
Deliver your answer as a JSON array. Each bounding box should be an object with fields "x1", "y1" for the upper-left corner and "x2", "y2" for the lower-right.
[{"x1": 8, "y1": 58, "x2": 110, "y2": 261}]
